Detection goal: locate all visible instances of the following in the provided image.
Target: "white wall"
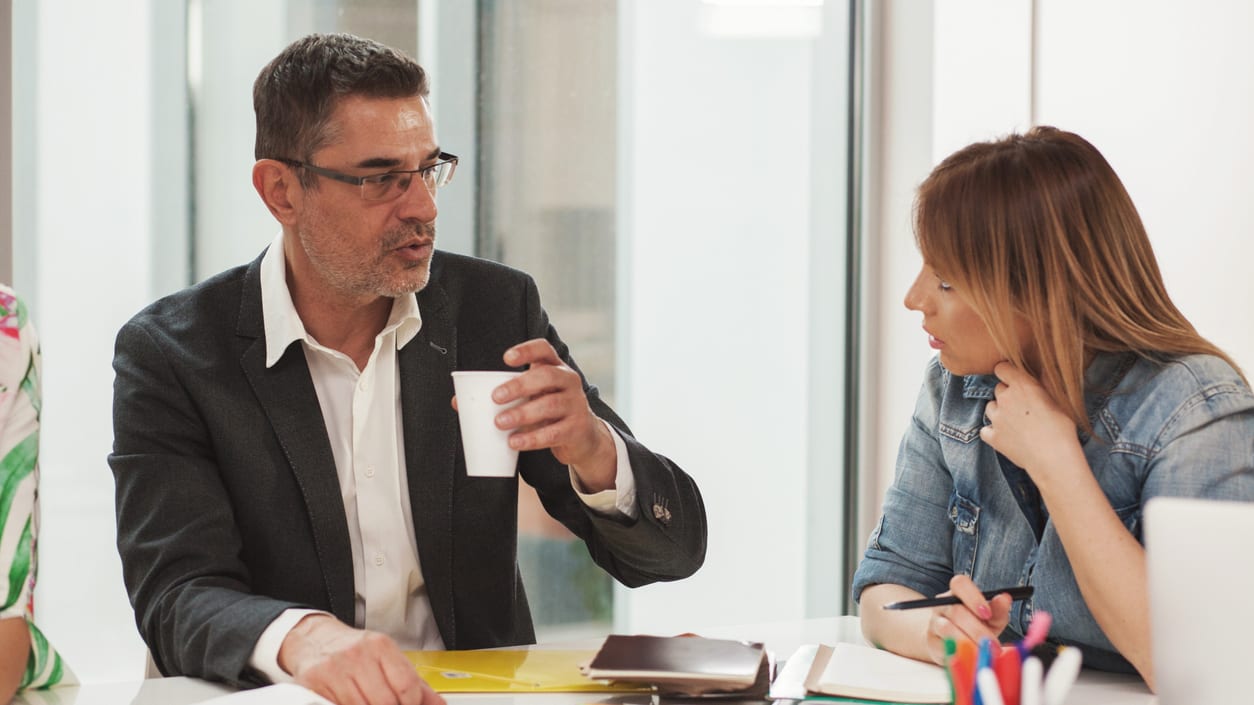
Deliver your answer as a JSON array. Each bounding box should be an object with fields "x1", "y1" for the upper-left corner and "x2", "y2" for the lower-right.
[
  {"x1": 1034, "y1": 0, "x2": 1254, "y2": 376},
  {"x1": 865, "y1": 0, "x2": 1254, "y2": 535},
  {"x1": 22, "y1": 0, "x2": 154, "y2": 682}
]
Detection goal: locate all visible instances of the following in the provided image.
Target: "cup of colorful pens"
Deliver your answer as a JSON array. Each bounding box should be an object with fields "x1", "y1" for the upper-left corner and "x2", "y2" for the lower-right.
[{"x1": 943, "y1": 612, "x2": 1082, "y2": 705}]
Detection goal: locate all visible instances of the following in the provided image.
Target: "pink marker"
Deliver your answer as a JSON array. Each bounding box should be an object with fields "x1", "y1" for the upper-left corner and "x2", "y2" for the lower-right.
[{"x1": 1023, "y1": 611, "x2": 1052, "y2": 650}]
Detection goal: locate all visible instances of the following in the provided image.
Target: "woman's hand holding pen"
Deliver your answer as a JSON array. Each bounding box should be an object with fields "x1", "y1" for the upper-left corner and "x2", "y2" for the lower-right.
[
  {"x1": 924, "y1": 575, "x2": 1013, "y2": 666},
  {"x1": 979, "y1": 361, "x2": 1085, "y2": 491}
]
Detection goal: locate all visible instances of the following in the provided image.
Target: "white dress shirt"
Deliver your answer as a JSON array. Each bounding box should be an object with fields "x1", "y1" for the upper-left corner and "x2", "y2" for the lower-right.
[{"x1": 248, "y1": 233, "x2": 637, "y2": 683}]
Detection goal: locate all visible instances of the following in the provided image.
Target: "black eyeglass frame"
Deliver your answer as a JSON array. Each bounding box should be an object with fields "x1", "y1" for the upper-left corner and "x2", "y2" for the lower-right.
[{"x1": 277, "y1": 152, "x2": 459, "y2": 199}]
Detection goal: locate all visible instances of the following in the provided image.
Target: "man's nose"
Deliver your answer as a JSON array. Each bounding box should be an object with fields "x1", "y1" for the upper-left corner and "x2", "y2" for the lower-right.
[{"x1": 396, "y1": 178, "x2": 438, "y2": 222}]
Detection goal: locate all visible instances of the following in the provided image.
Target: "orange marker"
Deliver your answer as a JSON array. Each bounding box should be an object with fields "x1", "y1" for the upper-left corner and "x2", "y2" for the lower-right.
[{"x1": 949, "y1": 640, "x2": 978, "y2": 705}]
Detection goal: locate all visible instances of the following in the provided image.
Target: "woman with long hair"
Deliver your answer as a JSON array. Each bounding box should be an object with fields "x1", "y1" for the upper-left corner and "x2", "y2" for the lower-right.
[{"x1": 853, "y1": 126, "x2": 1254, "y2": 688}]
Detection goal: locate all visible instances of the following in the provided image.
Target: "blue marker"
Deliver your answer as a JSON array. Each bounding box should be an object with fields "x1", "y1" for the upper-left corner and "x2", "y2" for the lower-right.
[
  {"x1": 978, "y1": 638, "x2": 994, "y2": 669},
  {"x1": 974, "y1": 639, "x2": 994, "y2": 705}
]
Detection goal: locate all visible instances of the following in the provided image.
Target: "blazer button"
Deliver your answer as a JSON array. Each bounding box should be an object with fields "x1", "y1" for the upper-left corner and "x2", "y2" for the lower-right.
[{"x1": 651, "y1": 496, "x2": 672, "y2": 526}]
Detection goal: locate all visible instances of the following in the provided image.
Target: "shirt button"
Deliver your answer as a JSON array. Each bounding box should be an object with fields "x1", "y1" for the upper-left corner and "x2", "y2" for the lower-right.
[
  {"x1": 374, "y1": 553, "x2": 385, "y2": 567},
  {"x1": 364, "y1": 466, "x2": 375, "y2": 478},
  {"x1": 359, "y1": 379, "x2": 369, "y2": 392}
]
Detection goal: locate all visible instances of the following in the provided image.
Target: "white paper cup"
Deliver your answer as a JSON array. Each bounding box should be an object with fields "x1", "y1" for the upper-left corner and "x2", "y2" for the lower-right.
[{"x1": 452, "y1": 370, "x2": 524, "y2": 477}]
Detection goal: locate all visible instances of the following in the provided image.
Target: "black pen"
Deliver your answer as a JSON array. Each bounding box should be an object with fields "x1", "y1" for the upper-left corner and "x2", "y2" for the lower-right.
[{"x1": 882, "y1": 585, "x2": 1034, "y2": 610}]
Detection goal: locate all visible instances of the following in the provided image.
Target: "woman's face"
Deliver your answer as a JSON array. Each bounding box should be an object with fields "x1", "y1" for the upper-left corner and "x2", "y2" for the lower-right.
[{"x1": 903, "y1": 264, "x2": 1022, "y2": 376}]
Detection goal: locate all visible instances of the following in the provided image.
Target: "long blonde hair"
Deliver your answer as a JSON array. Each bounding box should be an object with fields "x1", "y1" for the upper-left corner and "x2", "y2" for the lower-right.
[{"x1": 915, "y1": 126, "x2": 1242, "y2": 430}]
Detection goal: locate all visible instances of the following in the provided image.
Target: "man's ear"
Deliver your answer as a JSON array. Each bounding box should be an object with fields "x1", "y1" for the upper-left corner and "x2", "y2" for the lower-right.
[{"x1": 253, "y1": 159, "x2": 301, "y2": 225}]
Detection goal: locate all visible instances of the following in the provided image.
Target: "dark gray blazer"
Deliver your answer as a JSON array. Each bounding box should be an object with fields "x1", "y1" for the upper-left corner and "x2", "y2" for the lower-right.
[{"x1": 110, "y1": 250, "x2": 707, "y2": 687}]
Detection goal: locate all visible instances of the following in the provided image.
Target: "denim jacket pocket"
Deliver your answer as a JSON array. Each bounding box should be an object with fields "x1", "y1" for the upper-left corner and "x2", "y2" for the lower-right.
[
  {"x1": 948, "y1": 491, "x2": 981, "y2": 575},
  {"x1": 868, "y1": 514, "x2": 886, "y2": 551}
]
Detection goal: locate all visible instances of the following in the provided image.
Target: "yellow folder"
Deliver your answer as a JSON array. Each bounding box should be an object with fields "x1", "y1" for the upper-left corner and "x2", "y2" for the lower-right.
[{"x1": 405, "y1": 648, "x2": 652, "y2": 693}]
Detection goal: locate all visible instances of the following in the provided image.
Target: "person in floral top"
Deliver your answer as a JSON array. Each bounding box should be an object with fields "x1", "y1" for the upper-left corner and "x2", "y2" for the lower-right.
[{"x1": 0, "y1": 285, "x2": 70, "y2": 699}]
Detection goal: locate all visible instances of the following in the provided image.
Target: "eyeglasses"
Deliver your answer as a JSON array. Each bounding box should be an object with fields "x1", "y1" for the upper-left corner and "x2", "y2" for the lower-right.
[{"x1": 279, "y1": 152, "x2": 458, "y2": 201}]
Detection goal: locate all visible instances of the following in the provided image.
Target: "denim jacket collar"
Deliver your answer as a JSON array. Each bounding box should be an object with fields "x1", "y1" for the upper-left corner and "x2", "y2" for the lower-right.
[{"x1": 959, "y1": 352, "x2": 1139, "y2": 440}]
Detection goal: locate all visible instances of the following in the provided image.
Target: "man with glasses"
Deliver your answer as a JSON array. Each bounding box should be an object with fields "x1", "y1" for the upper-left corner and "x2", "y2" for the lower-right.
[{"x1": 110, "y1": 33, "x2": 707, "y2": 705}]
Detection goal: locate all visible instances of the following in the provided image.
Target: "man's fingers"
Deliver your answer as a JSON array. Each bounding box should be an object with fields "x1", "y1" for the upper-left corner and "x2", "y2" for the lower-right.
[
  {"x1": 301, "y1": 670, "x2": 367, "y2": 705},
  {"x1": 507, "y1": 417, "x2": 578, "y2": 452},
  {"x1": 418, "y1": 681, "x2": 447, "y2": 705},
  {"x1": 503, "y1": 339, "x2": 562, "y2": 368},
  {"x1": 342, "y1": 678, "x2": 375, "y2": 705},
  {"x1": 492, "y1": 362, "x2": 576, "y2": 406},
  {"x1": 496, "y1": 390, "x2": 569, "y2": 431},
  {"x1": 378, "y1": 644, "x2": 427, "y2": 705},
  {"x1": 350, "y1": 660, "x2": 403, "y2": 705},
  {"x1": 293, "y1": 629, "x2": 424, "y2": 705}
]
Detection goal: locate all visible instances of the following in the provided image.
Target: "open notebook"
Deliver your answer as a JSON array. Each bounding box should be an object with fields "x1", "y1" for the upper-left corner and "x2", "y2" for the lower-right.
[
  {"x1": 799, "y1": 643, "x2": 950, "y2": 703},
  {"x1": 1146, "y1": 496, "x2": 1254, "y2": 705}
]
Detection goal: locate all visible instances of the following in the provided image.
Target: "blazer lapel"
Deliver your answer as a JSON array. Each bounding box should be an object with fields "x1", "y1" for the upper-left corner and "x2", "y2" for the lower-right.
[
  {"x1": 236, "y1": 255, "x2": 356, "y2": 625},
  {"x1": 401, "y1": 280, "x2": 460, "y2": 646}
]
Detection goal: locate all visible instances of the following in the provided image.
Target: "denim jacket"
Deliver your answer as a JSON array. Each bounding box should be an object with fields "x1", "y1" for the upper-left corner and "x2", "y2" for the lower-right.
[{"x1": 852, "y1": 351, "x2": 1254, "y2": 672}]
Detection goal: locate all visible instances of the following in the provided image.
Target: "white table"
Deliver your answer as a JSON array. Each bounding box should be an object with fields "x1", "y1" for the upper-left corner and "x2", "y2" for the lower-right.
[{"x1": 13, "y1": 617, "x2": 1156, "y2": 705}]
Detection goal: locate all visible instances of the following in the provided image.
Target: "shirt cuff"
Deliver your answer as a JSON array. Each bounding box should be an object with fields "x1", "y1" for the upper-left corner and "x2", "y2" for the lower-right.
[
  {"x1": 570, "y1": 419, "x2": 638, "y2": 520},
  {"x1": 249, "y1": 608, "x2": 330, "y2": 684}
]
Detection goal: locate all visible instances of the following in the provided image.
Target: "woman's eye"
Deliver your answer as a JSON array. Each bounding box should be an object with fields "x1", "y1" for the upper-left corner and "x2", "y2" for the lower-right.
[{"x1": 937, "y1": 279, "x2": 952, "y2": 291}]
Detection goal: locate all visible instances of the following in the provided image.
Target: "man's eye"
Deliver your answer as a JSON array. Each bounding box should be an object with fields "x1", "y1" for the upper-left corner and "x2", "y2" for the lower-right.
[{"x1": 365, "y1": 173, "x2": 398, "y2": 185}]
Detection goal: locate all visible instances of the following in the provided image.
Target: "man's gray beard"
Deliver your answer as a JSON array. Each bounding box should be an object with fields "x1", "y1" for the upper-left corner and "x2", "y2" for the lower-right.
[
  {"x1": 377, "y1": 262, "x2": 431, "y2": 298},
  {"x1": 376, "y1": 222, "x2": 436, "y2": 297},
  {"x1": 303, "y1": 221, "x2": 436, "y2": 300}
]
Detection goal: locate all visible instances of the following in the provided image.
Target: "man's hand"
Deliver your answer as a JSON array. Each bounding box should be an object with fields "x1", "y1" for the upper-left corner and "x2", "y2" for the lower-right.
[
  {"x1": 485, "y1": 339, "x2": 617, "y2": 491},
  {"x1": 278, "y1": 614, "x2": 444, "y2": 705}
]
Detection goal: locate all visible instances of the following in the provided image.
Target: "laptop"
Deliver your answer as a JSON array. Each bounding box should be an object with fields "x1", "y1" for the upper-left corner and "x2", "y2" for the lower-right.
[{"x1": 1146, "y1": 496, "x2": 1254, "y2": 705}]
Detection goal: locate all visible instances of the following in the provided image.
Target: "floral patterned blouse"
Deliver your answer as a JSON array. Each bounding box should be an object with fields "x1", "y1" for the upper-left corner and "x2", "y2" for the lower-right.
[{"x1": 0, "y1": 286, "x2": 70, "y2": 690}]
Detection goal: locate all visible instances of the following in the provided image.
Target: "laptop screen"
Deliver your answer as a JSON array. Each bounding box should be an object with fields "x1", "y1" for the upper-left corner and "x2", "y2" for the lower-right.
[{"x1": 1146, "y1": 496, "x2": 1254, "y2": 705}]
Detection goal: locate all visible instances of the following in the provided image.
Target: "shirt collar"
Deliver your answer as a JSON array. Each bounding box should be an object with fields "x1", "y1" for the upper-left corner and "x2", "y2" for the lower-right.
[
  {"x1": 961, "y1": 372, "x2": 999, "y2": 400},
  {"x1": 259, "y1": 232, "x2": 424, "y2": 368}
]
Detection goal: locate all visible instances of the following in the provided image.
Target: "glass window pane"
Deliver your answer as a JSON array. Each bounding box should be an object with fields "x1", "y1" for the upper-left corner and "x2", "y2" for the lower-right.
[{"x1": 478, "y1": 0, "x2": 619, "y2": 641}]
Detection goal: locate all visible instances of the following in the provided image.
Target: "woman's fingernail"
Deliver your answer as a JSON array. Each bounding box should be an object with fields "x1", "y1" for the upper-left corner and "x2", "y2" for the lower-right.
[{"x1": 978, "y1": 604, "x2": 992, "y2": 620}]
